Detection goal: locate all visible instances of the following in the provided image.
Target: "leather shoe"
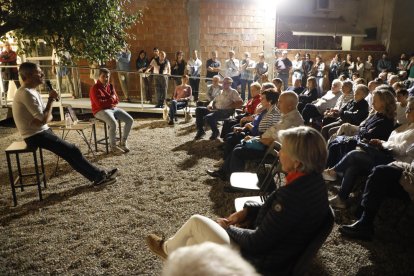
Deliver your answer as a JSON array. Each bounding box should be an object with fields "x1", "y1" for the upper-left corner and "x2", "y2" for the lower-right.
[
  {"x1": 146, "y1": 234, "x2": 167, "y2": 260},
  {"x1": 206, "y1": 169, "x2": 227, "y2": 181},
  {"x1": 339, "y1": 220, "x2": 374, "y2": 241},
  {"x1": 209, "y1": 131, "x2": 220, "y2": 140},
  {"x1": 107, "y1": 168, "x2": 119, "y2": 180},
  {"x1": 194, "y1": 131, "x2": 206, "y2": 140}
]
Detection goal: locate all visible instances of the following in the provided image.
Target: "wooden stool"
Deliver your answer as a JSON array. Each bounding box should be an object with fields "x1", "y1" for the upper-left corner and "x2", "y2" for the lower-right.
[
  {"x1": 5, "y1": 141, "x2": 46, "y2": 206},
  {"x1": 93, "y1": 119, "x2": 122, "y2": 154}
]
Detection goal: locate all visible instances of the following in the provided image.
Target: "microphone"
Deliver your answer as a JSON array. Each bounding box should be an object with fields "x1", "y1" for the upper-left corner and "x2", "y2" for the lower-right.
[{"x1": 45, "y1": 80, "x2": 60, "y2": 101}]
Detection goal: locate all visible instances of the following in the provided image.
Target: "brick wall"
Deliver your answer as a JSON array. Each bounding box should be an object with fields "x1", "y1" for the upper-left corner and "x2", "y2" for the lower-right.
[
  {"x1": 78, "y1": 0, "x2": 384, "y2": 102},
  {"x1": 198, "y1": 0, "x2": 267, "y2": 72},
  {"x1": 79, "y1": 0, "x2": 274, "y2": 102}
]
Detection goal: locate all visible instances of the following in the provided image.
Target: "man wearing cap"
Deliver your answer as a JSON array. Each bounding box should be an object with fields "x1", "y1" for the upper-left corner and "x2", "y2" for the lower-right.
[
  {"x1": 274, "y1": 50, "x2": 292, "y2": 90},
  {"x1": 194, "y1": 77, "x2": 243, "y2": 140}
]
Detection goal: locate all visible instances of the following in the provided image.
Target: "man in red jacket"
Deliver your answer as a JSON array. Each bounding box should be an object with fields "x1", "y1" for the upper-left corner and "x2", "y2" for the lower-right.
[
  {"x1": 0, "y1": 41, "x2": 20, "y2": 97},
  {"x1": 89, "y1": 68, "x2": 133, "y2": 153}
]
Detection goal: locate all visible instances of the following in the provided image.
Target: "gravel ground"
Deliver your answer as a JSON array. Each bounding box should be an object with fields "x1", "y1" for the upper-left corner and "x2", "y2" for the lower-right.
[{"x1": 0, "y1": 114, "x2": 413, "y2": 275}]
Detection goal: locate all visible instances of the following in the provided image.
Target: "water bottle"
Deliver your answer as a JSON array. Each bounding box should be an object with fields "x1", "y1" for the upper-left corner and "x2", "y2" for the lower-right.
[{"x1": 65, "y1": 113, "x2": 72, "y2": 128}]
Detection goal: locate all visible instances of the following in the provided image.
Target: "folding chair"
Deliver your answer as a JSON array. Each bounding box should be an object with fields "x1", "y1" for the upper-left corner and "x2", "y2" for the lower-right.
[
  {"x1": 166, "y1": 98, "x2": 192, "y2": 123},
  {"x1": 232, "y1": 142, "x2": 283, "y2": 211},
  {"x1": 230, "y1": 141, "x2": 281, "y2": 192}
]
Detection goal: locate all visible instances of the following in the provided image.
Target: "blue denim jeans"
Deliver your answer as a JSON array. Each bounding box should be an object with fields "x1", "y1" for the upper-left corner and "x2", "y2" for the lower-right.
[
  {"x1": 240, "y1": 79, "x2": 252, "y2": 101},
  {"x1": 222, "y1": 143, "x2": 267, "y2": 174},
  {"x1": 333, "y1": 150, "x2": 374, "y2": 200},
  {"x1": 169, "y1": 100, "x2": 188, "y2": 120},
  {"x1": 195, "y1": 107, "x2": 234, "y2": 134},
  {"x1": 276, "y1": 73, "x2": 289, "y2": 90},
  {"x1": 95, "y1": 107, "x2": 133, "y2": 146},
  {"x1": 155, "y1": 75, "x2": 168, "y2": 106},
  {"x1": 360, "y1": 165, "x2": 409, "y2": 225}
]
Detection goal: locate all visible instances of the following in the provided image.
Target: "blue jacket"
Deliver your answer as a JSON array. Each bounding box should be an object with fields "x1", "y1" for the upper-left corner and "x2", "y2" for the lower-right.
[{"x1": 226, "y1": 173, "x2": 329, "y2": 275}]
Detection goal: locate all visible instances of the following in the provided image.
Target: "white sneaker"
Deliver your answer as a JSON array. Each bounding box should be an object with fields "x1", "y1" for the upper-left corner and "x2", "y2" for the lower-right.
[
  {"x1": 119, "y1": 141, "x2": 130, "y2": 153},
  {"x1": 110, "y1": 145, "x2": 125, "y2": 154},
  {"x1": 322, "y1": 169, "x2": 337, "y2": 182},
  {"x1": 329, "y1": 195, "x2": 346, "y2": 209}
]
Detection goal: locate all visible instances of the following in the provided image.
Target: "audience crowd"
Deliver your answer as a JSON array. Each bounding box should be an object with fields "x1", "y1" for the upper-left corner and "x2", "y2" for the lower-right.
[
  {"x1": 143, "y1": 48, "x2": 414, "y2": 274},
  {"x1": 7, "y1": 47, "x2": 414, "y2": 275}
]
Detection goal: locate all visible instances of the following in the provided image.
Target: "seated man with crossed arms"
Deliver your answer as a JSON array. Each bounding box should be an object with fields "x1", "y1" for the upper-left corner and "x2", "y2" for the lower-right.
[{"x1": 194, "y1": 77, "x2": 243, "y2": 140}]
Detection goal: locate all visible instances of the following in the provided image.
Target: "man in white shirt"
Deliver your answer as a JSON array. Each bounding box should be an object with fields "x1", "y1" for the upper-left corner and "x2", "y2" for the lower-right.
[
  {"x1": 195, "y1": 77, "x2": 243, "y2": 140},
  {"x1": 52, "y1": 49, "x2": 77, "y2": 97},
  {"x1": 187, "y1": 50, "x2": 202, "y2": 102},
  {"x1": 225, "y1": 50, "x2": 241, "y2": 89},
  {"x1": 146, "y1": 50, "x2": 171, "y2": 108},
  {"x1": 12, "y1": 62, "x2": 118, "y2": 186},
  {"x1": 301, "y1": 79, "x2": 343, "y2": 125}
]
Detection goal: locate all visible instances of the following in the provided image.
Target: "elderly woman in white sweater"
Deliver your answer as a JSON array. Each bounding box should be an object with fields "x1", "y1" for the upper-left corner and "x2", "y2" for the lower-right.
[{"x1": 326, "y1": 96, "x2": 414, "y2": 209}]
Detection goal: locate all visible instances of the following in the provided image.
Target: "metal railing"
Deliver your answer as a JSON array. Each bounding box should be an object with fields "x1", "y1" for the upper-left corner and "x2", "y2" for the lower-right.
[{"x1": 0, "y1": 64, "x2": 226, "y2": 110}]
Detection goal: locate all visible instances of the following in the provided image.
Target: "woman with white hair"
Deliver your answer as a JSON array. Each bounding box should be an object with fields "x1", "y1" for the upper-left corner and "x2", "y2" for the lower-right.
[
  {"x1": 162, "y1": 242, "x2": 259, "y2": 276},
  {"x1": 325, "y1": 97, "x2": 414, "y2": 209},
  {"x1": 147, "y1": 126, "x2": 330, "y2": 275},
  {"x1": 326, "y1": 86, "x2": 396, "y2": 168}
]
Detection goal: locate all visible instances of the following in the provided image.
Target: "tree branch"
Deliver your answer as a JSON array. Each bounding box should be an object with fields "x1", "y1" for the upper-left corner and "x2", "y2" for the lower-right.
[{"x1": 0, "y1": 21, "x2": 22, "y2": 37}]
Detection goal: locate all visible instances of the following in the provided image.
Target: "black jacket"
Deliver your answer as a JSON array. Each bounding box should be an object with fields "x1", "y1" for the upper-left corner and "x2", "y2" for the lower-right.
[
  {"x1": 226, "y1": 173, "x2": 329, "y2": 275},
  {"x1": 339, "y1": 99, "x2": 369, "y2": 125}
]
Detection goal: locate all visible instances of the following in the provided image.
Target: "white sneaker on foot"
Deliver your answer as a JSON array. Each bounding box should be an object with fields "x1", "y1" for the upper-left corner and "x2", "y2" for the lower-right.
[
  {"x1": 119, "y1": 141, "x2": 130, "y2": 153},
  {"x1": 329, "y1": 195, "x2": 346, "y2": 209}
]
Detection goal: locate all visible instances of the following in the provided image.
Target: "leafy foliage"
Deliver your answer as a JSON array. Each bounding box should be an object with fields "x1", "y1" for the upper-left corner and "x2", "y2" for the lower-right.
[{"x1": 0, "y1": 0, "x2": 142, "y2": 64}]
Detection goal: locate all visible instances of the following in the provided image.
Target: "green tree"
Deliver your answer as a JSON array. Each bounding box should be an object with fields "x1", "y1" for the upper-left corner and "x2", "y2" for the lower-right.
[{"x1": 0, "y1": 0, "x2": 142, "y2": 64}]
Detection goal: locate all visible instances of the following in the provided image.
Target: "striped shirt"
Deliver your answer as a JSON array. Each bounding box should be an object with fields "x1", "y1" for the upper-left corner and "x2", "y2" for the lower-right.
[
  {"x1": 333, "y1": 92, "x2": 354, "y2": 110},
  {"x1": 258, "y1": 105, "x2": 281, "y2": 133}
]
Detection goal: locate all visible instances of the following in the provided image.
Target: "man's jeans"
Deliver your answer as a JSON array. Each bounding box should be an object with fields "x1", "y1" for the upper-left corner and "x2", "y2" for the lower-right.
[
  {"x1": 169, "y1": 100, "x2": 188, "y2": 120},
  {"x1": 195, "y1": 107, "x2": 234, "y2": 134},
  {"x1": 240, "y1": 79, "x2": 253, "y2": 101},
  {"x1": 95, "y1": 107, "x2": 133, "y2": 146},
  {"x1": 25, "y1": 129, "x2": 103, "y2": 181}
]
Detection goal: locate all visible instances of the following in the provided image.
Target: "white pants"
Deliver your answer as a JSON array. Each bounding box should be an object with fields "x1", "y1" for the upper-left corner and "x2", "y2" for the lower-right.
[
  {"x1": 94, "y1": 107, "x2": 133, "y2": 146},
  {"x1": 164, "y1": 214, "x2": 235, "y2": 254},
  {"x1": 316, "y1": 76, "x2": 324, "y2": 96}
]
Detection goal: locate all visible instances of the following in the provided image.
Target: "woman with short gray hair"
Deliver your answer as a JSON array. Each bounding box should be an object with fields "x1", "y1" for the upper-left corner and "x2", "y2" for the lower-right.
[
  {"x1": 146, "y1": 126, "x2": 330, "y2": 275},
  {"x1": 278, "y1": 126, "x2": 327, "y2": 174}
]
